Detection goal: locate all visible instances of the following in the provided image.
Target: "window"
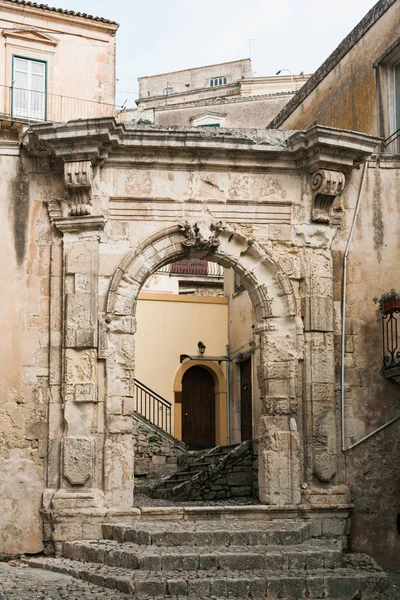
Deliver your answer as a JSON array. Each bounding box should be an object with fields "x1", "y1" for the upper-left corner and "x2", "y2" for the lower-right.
[
  {"x1": 12, "y1": 56, "x2": 46, "y2": 120},
  {"x1": 164, "y1": 87, "x2": 173, "y2": 96},
  {"x1": 191, "y1": 113, "x2": 225, "y2": 128},
  {"x1": 209, "y1": 76, "x2": 227, "y2": 87},
  {"x1": 387, "y1": 58, "x2": 400, "y2": 152},
  {"x1": 234, "y1": 271, "x2": 244, "y2": 294},
  {"x1": 375, "y1": 40, "x2": 400, "y2": 153}
]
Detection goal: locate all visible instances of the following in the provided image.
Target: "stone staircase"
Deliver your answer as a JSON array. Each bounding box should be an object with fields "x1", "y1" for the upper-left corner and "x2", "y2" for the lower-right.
[
  {"x1": 25, "y1": 514, "x2": 389, "y2": 599},
  {"x1": 150, "y1": 441, "x2": 256, "y2": 501}
]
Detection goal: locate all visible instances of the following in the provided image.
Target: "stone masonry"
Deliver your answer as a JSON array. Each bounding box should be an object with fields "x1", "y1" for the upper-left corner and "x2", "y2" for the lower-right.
[
  {"x1": 1, "y1": 117, "x2": 382, "y2": 560},
  {"x1": 133, "y1": 412, "x2": 187, "y2": 478}
]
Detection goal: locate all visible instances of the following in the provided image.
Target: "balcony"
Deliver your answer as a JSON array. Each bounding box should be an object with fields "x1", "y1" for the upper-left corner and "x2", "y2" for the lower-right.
[
  {"x1": 380, "y1": 299, "x2": 400, "y2": 383},
  {"x1": 158, "y1": 259, "x2": 224, "y2": 279},
  {"x1": 0, "y1": 84, "x2": 123, "y2": 124}
]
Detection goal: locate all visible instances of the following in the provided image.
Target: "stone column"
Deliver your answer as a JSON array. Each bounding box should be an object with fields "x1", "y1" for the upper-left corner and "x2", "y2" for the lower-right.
[
  {"x1": 51, "y1": 216, "x2": 106, "y2": 508},
  {"x1": 103, "y1": 312, "x2": 136, "y2": 508},
  {"x1": 256, "y1": 323, "x2": 302, "y2": 505},
  {"x1": 301, "y1": 248, "x2": 337, "y2": 485}
]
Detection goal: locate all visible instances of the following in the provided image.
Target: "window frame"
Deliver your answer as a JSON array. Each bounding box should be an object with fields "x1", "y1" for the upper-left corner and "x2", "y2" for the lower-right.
[
  {"x1": 11, "y1": 54, "x2": 48, "y2": 121},
  {"x1": 209, "y1": 76, "x2": 227, "y2": 88}
]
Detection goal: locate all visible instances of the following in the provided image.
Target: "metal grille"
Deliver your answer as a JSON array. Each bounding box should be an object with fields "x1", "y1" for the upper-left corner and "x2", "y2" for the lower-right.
[{"x1": 382, "y1": 310, "x2": 400, "y2": 370}]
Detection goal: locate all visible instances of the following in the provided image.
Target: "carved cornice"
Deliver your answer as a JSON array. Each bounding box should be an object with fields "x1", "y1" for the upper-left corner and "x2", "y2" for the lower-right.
[
  {"x1": 311, "y1": 169, "x2": 345, "y2": 224},
  {"x1": 22, "y1": 119, "x2": 381, "y2": 175},
  {"x1": 52, "y1": 215, "x2": 106, "y2": 233},
  {"x1": 288, "y1": 125, "x2": 380, "y2": 173},
  {"x1": 64, "y1": 161, "x2": 93, "y2": 216}
]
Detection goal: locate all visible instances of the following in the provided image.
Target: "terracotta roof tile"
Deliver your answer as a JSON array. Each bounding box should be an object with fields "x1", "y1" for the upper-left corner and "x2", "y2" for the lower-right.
[{"x1": 2, "y1": 0, "x2": 119, "y2": 26}]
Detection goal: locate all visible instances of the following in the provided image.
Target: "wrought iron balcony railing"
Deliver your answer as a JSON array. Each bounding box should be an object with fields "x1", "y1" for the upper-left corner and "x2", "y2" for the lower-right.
[
  {"x1": 382, "y1": 309, "x2": 400, "y2": 373},
  {"x1": 158, "y1": 259, "x2": 224, "y2": 278},
  {"x1": 0, "y1": 84, "x2": 124, "y2": 124}
]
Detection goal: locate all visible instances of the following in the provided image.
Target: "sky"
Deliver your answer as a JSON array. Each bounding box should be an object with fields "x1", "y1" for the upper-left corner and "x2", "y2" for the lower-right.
[{"x1": 53, "y1": 0, "x2": 378, "y2": 108}]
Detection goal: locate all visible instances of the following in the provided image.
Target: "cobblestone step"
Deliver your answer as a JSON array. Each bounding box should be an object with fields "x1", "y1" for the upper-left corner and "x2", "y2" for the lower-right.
[
  {"x1": 25, "y1": 556, "x2": 389, "y2": 599},
  {"x1": 63, "y1": 539, "x2": 341, "y2": 571},
  {"x1": 103, "y1": 518, "x2": 312, "y2": 546}
]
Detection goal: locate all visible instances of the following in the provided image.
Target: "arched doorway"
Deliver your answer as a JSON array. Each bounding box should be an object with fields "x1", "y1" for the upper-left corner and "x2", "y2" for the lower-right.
[
  {"x1": 106, "y1": 221, "x2": 302, "y2": 506},
  {"x1": 182, "y1": 366, "x2": 215, "y2": 449}
]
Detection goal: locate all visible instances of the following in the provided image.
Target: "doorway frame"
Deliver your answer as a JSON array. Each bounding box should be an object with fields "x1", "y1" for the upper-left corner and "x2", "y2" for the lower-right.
[{"x1": 174, "y1": 359, "x2": 227, "y2": 446}]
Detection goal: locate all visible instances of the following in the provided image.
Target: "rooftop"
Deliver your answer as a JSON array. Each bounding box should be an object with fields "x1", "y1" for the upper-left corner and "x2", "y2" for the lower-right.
[
  {"x1": 1, "y1": 0, "x2": 119, "y2": 26},
  {"x1": 138, "y1": 58, "x2": 252, "y2": 81}
]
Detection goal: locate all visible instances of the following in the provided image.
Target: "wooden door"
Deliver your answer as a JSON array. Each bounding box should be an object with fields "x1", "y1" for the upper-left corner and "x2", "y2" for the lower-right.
[
  {"x1": 240, "y1": 358, "x2": 253, "y2": 441},
  {"x1": 182, "y1": 366, "x2": 215, "y2": 449}
]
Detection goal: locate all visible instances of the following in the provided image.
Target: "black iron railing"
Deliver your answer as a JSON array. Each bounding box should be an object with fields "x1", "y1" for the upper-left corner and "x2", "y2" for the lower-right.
[
  {"x1": 382, "y1": 310, "x2": 400, "y2": 370},
  {"x1": 382, "y1": 128, "x2": 400, "y2": 154},
  {"x1": 0, "y1": 84, "x2": 124, "y2": 124},
  {"x1": 134, "y1": 379, "x2": 172, "y2": 434}
]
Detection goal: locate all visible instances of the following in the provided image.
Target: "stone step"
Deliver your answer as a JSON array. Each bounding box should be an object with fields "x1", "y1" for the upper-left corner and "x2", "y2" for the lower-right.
[
  {"x1": 103, "y1": 519, "x2": 312, "y2": 546},
  {"x1": 64, "y1": 539, "x2": 341, "y2": 571},
  {"x1": 25, "y1": 556, "x2": 389, "y2": 599}
]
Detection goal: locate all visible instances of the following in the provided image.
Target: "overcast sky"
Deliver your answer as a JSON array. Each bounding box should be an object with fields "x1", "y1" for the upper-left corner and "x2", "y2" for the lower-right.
[{"x1": 56, "y1": 0, "x2": 378, "y2": 108}]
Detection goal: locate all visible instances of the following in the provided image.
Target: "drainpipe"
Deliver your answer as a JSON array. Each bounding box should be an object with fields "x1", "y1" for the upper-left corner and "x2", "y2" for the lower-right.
[
  {"x1": 341, "y1": 159, "x2": 400, "y2": 452},
  {"x1": 226, "y1": 344, "x2": 231, "y2": 444},
  {"x1": 341, "y1": 161, "x2": 368, "y2": 452}
]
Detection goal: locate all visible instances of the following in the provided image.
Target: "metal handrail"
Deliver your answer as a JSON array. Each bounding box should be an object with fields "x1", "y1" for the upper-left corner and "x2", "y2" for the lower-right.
[
  {"x1": 0, "y1": 83, "x2": 124, "y2": 123},
  {"x1": 134, "y1": 378, "x2": 172, "y2": 435}
]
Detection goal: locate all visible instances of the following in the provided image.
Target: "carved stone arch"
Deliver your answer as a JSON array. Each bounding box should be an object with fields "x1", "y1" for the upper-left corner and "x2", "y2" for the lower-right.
[
  {"x1": 106, "y1": 222, "x2": 297, "y2": 325},
  {"x1": 105, "y1": 221, "x2": 302, "y2": 506}
]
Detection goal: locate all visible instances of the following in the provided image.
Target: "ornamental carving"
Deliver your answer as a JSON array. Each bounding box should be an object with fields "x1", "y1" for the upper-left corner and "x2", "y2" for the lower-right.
[
  {"x1": 179, "y1": 221, "x2": 227, "y2": 251},
  {"x1": 64, "y1": 161, "x2": 93, "y2": 216},
  {"x1": 311, "y1": 169, "x2": 345, "y2": 224}
]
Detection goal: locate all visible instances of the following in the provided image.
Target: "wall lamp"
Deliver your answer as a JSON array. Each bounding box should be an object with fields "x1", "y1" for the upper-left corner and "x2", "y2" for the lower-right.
[{"x1": 198, "y1": 341, "x2": 206, "y2": 355}]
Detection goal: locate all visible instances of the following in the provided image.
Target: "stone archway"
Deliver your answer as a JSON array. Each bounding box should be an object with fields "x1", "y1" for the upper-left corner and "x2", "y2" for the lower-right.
[{"x1": 104, "y1": 220, "x2": 302, "y2": 507}]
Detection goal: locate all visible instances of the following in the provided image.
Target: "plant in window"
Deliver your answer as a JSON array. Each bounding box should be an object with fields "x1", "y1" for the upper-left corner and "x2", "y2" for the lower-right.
[{"x1": 373, "y1": 289, "x2": 400, "y2": 319}]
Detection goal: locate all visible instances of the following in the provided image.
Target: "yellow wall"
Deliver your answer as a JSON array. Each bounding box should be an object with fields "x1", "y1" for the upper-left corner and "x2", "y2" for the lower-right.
[{"x1": 135, "y1": 292, "x2": 229, "y2": 441}]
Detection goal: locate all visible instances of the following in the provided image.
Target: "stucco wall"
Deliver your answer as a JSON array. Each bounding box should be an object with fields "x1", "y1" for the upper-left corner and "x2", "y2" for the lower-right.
[
  {"x1": 135, "y1": 292, "x2": 228, "y2": 438},
  {"x1": 153, "y1": 95, "x2": 292, "y2": 129},
  {"x1": 332, "y1": 159, "x2": 400, "y2": 568},
  {"x1": 0, "y1": 2, "x2": 117, "y2": 120},
  {"x1": 138, "y1": 59, "x2": 252, "y2": 100},
  {"x1": 0, "y1": 143, "x2": 48, "y2": 556},
  {"x1": 275, "y1": 1, "x2": 400, "y2": 136}
]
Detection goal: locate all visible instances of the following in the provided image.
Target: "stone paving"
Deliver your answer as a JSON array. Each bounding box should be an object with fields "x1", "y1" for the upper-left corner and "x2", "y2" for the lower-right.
[
  {"x1": 0, "y1": 562, "x2": 129, "y2": 599},
  {"x1": 0, "y1": 561, "x2": 399, "y2": 599}
]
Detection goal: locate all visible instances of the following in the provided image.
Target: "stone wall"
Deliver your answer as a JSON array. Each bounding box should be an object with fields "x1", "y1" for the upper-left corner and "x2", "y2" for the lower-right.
[
  {"x1": 133, "y1": 412, "x2": 187, "y2": 478},
  {"x1": 172, "y1": 441, "x2": 258, "y2": 501},
  {"x1": 0, "y1": 144, "x2": 49, "y2": 556},
  {"x1": 9, "y1": 119, "x2": 378, "y2": 559}
]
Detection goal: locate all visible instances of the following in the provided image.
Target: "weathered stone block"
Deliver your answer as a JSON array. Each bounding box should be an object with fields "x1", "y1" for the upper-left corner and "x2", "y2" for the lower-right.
[
  {"x1": 75, "y1": 382, "x2": 97, "y2": 403},
  {"x1": 62, "y1": 437, "x2": 94, "y2": 485}
]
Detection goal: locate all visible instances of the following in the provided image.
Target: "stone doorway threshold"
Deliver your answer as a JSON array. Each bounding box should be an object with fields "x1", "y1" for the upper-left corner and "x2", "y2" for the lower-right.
[{"x1": 133, "y1": 494, "x2": 259, "y2": 508}]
